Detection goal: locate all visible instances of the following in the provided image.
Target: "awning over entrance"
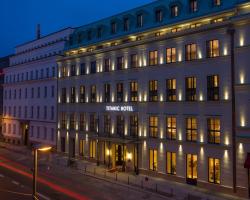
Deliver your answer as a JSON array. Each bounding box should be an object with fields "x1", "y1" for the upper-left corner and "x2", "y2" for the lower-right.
[{"x1": 244, "y1": 153, "x2": 250, "y2": 168}]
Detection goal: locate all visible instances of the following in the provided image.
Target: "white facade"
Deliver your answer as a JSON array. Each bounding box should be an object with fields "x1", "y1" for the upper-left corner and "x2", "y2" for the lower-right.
[{"x1": 2, "y1": 28, "x2": 73, "y2": 147}]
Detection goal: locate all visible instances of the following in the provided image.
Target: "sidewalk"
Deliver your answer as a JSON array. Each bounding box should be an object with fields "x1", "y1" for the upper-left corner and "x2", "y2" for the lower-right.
[{"x1": 0, "y1": 142, "x2": 247, "y2": 200}]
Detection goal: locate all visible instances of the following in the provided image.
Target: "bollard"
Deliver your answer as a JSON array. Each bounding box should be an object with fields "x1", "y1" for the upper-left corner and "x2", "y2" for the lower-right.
[
  {"x1": 155, "y1": 183, "x2": 158, "y2": 192},
  {"x1": 127, "y1": 176, "x2": 130, "y2": 185}
]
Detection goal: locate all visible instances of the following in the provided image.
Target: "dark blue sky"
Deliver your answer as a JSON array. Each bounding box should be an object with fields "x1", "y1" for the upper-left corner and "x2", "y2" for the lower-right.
[{"x1": 0, "y1": 0, "x2": 152, "y2": 57}]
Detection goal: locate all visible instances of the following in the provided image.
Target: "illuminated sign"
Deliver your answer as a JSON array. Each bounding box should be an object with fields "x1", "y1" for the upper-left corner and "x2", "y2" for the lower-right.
[{"x1": 105, "y1": 105, "x2": 134, "y2": 112}]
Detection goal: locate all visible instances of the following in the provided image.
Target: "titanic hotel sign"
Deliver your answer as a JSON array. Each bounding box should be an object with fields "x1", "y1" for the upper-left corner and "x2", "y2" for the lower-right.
[{"x1": 105, "y1": 105, "x2": 135, "y2": 112}]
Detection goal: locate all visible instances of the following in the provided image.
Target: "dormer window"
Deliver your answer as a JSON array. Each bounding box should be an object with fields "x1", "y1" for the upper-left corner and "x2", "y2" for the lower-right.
[
  {"x1": 155, "y1": 9, "x2": 163, "y2": 23},
  {"x1": 137, "y1": 14, "x2": 143, "y2": 28},
  {"x1": 97, "y1": 27, "x2": 102, "y2": 38},
  {"x1": 87, "y1": 30, "x2": 92, "y2": 41},
  {"x1": 213, "y1": 0, "x2": 221, "y2": 6},
  {"x1": 124, "y1": 18, "x2": 130, "y2": 31},
  {"x1": 111, "y1": 22, "x2": 117, "y2": 34},
  {"x1": 69, "y1": 36, "x2": 73, "y2": 45},
  {"x1": 77, "y1": 33, "x2": 82, "y2": 43},
  {"x1": 171, "y1": 5, "x2": 179, "y2": 17},
  {"x1": 190, "y1": 0, "x2": 198, "y2": 13}
]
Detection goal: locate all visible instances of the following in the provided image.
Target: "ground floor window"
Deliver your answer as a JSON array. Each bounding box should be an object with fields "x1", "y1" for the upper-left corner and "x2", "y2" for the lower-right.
[
  {"x1": 208, "y1": 157, "x2": 220, "y2": 184},
  {"x1": 149, "y1": 149, "x2": 157, "y2": 171},
  {"x1": 186, "y1": 154, "x2": 198, "y2": 180},
  {"x1": 89, "y1": 140, "x2": 96, "y2": 158},
  {"x1": 79, "y1": 140, "x2": 85, "y2": 156},
  {"x1": 166, "y1": 152, "x2": 176, "y2": 175}
]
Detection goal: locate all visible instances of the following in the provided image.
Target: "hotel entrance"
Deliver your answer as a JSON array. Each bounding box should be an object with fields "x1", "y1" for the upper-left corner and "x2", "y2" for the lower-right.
[
  {"x1": 115, "y1": 144, "x2": 126, "y2": 167},
  {"x1": 21, "y1": 122, "x2": 29, "y2": 146}
]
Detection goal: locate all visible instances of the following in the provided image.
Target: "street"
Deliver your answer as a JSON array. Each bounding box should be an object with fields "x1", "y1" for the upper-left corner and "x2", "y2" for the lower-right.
[{"x1": 0, "y1": 147, "x2": 168, "y2": 200}]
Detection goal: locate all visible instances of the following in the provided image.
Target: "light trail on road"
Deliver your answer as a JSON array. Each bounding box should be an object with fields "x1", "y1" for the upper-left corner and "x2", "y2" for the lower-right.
[{"x1": 0, "y1": 155, "x2": 91, "y2": 200}]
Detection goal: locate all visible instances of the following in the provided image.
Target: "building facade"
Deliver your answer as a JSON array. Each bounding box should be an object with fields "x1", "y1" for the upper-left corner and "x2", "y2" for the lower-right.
[
  {"x1": 57, "y1": 0, "x2": 250, "y2": 198},
  {"x1": 3, "y1": 27, "x2": 73, "y2": 147}
]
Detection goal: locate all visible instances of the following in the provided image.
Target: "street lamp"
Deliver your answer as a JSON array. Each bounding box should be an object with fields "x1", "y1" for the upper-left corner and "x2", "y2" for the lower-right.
[{"x1": 32, "y1": 144, "x2": 52, "y2": 200}]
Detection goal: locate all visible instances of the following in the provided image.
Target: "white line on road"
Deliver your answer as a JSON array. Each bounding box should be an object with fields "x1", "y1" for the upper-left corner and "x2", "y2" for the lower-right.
[
  {"x1": 0, "y1": 174, "x2": 4, "y2": 178},
  {"x1": 37, "y1": 192, "x2": 51, "y2": 200},
  {"x1": 11, "y1": 180, "x2": 19, "y2": 185}
]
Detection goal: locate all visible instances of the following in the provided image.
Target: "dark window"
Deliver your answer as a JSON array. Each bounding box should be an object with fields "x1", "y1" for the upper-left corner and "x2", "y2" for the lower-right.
[
  {"x1": 185, "y1": 77, "x2": 197, "y2": 101},
  {"x1": 104, "y1": 83, "x2": 110, "y2": 103},
  {"x1": 130, "y1": 115, "x2": 138, "y2": 137},
  {"x1": 166, "y1": 79, "x2": 177, "y2": 101},
  {"x1": 90, "y1": 114, "x2": 97, "y2": 132},
  {"x1": 207, "y1": 75, "x2": 219, "y2": 101},
  {"x1": 130, "y1": 81, "x2": 138, "y2": 102},
  {"x1": 79, "y1": 113, "x2": 86, "y2": 131},
  {"x1": 90, "y1": 61, "x2": 96, "y2": 74},
  {"x1": 61, "y1": 88, "x2": 66, "y2": 103},
  {"x1": 104, "y1": 59, "x2": 111, "y2": 72},
  {"x1": 70, "y1": 87, "x2": 76, "y2": 103},
  {"x1": 149, "y1": 116, "x2": 158, "y2": 138},
  {"x1": 116, "y1": 83, "x2": 123, "y2": 102},
  {"x1": 149, "y1": 50, "x2": 158, "y2": 66},
  {"x1": 77, "y1": 33, "x2": 82, "y2": 43},
  {"x1": 104, "y1": 115, "x2": 111, "y2": 135},
  {"x1": 155, "y1": 9, "x2": 163, "y2": 22},
  {"x1": 171, "y1": 5, "x2": 179, "y2": 17},
  {"x1": 111, "y1": 22, "x2": 117, "y2": 34},
  {"x1": 87, "y1": 30, "x2": 92, "y2": 40},
  {"x1": 70, "y1": 65, "x2": 76, "y2": 76},
  {"x1": 80, "y1": 63, "x2": 86, "y2": 75},
  {"x1": 190, "y1": 0, "x2": 198, "y2": 12},
  {"x1": 117, "y1": 57, "x2": 124, "y2": 70},
  {"x1": 124, "y1": 18, "x2": 129, "y2": 31},
  {"x1": 61, "y1": 113, "x2": 66, "y2": 129},
  {"x1": 186, "y1": 117, "x2": 197, "y2": 142},
  {"x1": 116, "y1": 115, "x2": 125, "y2": 137},
  {"x1": 207, "y1": 40, "x2": 220, "y2": 58},
  {"x1": 69, "y1": 113, "x2": 75, "y2": 130},
  {"x1": 80, "y1": 85, "x2": 85, "y2": 103},
  {"x1": 97, "y1": 27, "x2": 102, "y2": 38},
  {"x1": 130, "y1": 54, "x2": 138, "y2": 68},
  {"x1": 137, "y1": 14, "x2": 143, "y2": 28},
  {"x1": 149, "y1": 80, "x2": 158, "y2": 102},
  {"x1": 207, "y1": 118, "x2": 221, "y2": 144},
  {"x1": 185, "y1": 43, "x2": 197, "y2": 61},
  {"x1": 90, "y1": 85, "x2": 96, "y2": 103}
]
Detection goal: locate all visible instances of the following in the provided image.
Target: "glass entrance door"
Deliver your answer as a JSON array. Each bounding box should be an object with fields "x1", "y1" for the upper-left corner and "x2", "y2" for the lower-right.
[
  {"x1": 115, "y1": 144, "x2": 125, "y2": 166},
  {"x1": 186, "y1": 154, "x2": 198, "y2": 185}
]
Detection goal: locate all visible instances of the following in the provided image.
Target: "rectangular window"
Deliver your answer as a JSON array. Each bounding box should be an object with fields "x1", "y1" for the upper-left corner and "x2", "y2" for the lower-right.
[
  {"x1": 186, "y1": 154, "x2": 198, "y2": 180},
  {"x1": 61, "y1": 112, "x2": 66, "y2": 129},
  {"x1": 137, "y1": 14, "x2": 143, "y2": 28},
  {"x1": 207, "y1": 75, "x2": 219, "y2": 101},
  {"x1": 90, "y1": 85, "x2": 96, "y2": 103},
  {"x1": 167, "y1": 152, "x2": 176, "y2": 175},
  {"x1": 51, "y1": 106, "x2": 54, "y2": 120},
  {"x1": 37, "y1": 106, "x2": 40, "y2": 119},
  {"x1": 130, "y1": 54, "x2": 138, "y2": 68},
  {"x1": 61, "y1": 88, "x2": 66, "y2": 103},
  {"x1": 185, "y1": 77, "x2": 197, "y2": 101},
  {"x1": 80, "y1": 85, "x2": 85, "y2": 103},
  {"x1": 70, "y1": 87, "x2": 76, "y2": 103},
  {"x1": 69, "y1": 113, "x2": 75, "y2": 130},
  {"x1": 166, "y1": 117, "x2": 177, "y2": 140},
  {"x1": 166, "y1": 48, "x2": 176, "y2": 63},
  {"x1": 79, "y1": 140, "x2": 85, "y2": 156},
  {"x1": 116, "y1": 83, "x2": 123, "y2": 102},
  {"x1": 213, "y1": 0, "x2": 221, "y2": 6},
  {"x1": 185, "y1": 44, "x2": 197, "y2": 61},
  {"x1": 149, "y1": 116, "x2": 158, "y2": 138},
  {"x1": 130, "y1": 81, "x2": 138, "y2": 102},
  {"x1": 80, "y1": 63, "x2": 86, "y2": 75},
  {"x1": 116, "y1": 115, "x2": 125, "y2": 137},
  {"x1": 90, "y1": 114, "x2": 97, "y2": 132},
  {"x1": 104, "y1": 115, "x2": 111, "y2": 135},
  {"x1": 171, "y1": 5, "x2": 179, "y2": 17},
  {"x1": 104, "y1": 59, "x2": 111, "y2": 72},
  {"x1": 207, "y1": 40, "x2": 220, "y2": 58},
  {"x1": 149, "y1": 149, "x2": 157, "y2": 171},
  {"x1": 130, "y1": 115, "x2": 138, "y2": 137},
  {"x1": 62, "y1": 66, "x2": 67, "y2": 77},
  {"x1": 51, "y1": 86, "x2": 54, "y2": 97},
  {"x1": 124, "y1": 18, "x2": 129, "y2": 31},
  {"x1": 111, "y1": 22, "x2": 117, "y2": 34},
  {"x1": 44, "y1": 86, "x2": 47, "y2": 98},
  {"x1": 31, "y1": 88, "x2": 34, "y2": 98},
  {"x1": 155, "y1": 9, "x2": 163, "y2": 22},
  {"x1": 44, "y1": 106, "x2": 47, "y2": 119},
  {"x1": 79, "y1": 113, "x2": 86, "y2": 131},
  {"x1": 149, "y1": 80, "x2": 158, "y2": 102},
  {"x1": 70, "y1": 65, "x2": 76, "y2": 76},
  {"x1": 166, "y1": 79, "x2": 177, "y2": 101},
  {"x1": 87, "y1": 30, "x2": 92, "y2": 41},
  {"x1": 97, "y1": 27, "x2": 102, "y2": 38},
  {"x1": 186, "y1": 117, "x2": 197, "y2": 142},
  {"x1": 89, "y1": 140, "x2": 96, "y2": 158},
  {"x1": 104, "y1": 83, "x2": 110, "y2": 103},
  {"x1": 149, "y1": 50, "x2": 158, "y2": 66},
  {"x1": 208, "y1": 158, "x2": 220, "y2": 184},
  {"x1": 90, "y1": 61, "x2": 96, "y2": 74},
  {"x1": 190, "y1": 0, "x2": 198, "y2": 12},
  {"x1": 207, "y1": 118, "x2": 220, "y2": 144},
  {"x1": 117, "y1": 56, "x2": 124, "y2": 70}
]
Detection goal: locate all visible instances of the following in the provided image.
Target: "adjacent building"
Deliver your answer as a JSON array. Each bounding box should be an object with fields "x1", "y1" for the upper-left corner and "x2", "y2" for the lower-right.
[
  {"x1": 57, "y1": 0, "x2": 250, "y2": 198},
  {"x1": 2, "y1": 27, "x2": 73, "y2": 147}
]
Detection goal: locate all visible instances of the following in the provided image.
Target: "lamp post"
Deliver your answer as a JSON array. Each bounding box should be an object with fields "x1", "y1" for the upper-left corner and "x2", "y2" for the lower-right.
[{"x1": 32, "y1": 144, "x2": 52, "y2": 200}]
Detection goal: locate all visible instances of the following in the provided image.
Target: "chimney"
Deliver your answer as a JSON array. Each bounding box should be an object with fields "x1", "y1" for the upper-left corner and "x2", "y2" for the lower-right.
[{"x1": 36, "y1": 24, "x2": 41, "y2": 39}]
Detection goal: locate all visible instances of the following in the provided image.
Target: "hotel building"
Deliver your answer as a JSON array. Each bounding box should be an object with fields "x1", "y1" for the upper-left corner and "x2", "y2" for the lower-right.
[
  {"x1": 3, "y1": 27, "x2": 73, "y2": 147},
  {"x1": 57, "y1": 0, "x2": 250, "y2": 197}
]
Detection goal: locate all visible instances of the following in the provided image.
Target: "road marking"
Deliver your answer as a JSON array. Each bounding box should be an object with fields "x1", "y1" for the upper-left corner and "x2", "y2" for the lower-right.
[
  {"x1": 37, "y1": 192, "x2": 51, "y2": 200},
  {"x1": 0, "y1": 174, "x2": 4, "y2": 178},
  {"x1": 11, "y1": 180, "x2": 19, "y2": 185}
]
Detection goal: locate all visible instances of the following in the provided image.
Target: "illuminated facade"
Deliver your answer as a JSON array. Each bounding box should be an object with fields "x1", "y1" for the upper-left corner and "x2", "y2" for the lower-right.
[
  {"x1": 2, "y1": 27, "x2": 73, "y2": 147},
  {"x1": 57, "y1": 0, "x2": 250, "y2": 198}
]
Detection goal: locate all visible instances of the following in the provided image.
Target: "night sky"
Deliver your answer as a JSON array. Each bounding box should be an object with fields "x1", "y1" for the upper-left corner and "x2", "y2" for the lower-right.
[{"x1": 0, "y1": 0, "x2": 152, "y2": 57}]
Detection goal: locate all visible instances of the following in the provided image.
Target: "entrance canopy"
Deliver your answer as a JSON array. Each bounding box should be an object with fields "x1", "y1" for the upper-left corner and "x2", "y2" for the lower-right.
[{"x1": 244, "y1": 153, "x2": 250, "y2": 168}]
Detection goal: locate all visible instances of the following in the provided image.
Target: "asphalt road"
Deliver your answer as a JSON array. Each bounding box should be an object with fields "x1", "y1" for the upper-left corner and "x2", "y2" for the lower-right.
[{"x1": 0, "y1": 147, "x2": 169, "y2": 200}]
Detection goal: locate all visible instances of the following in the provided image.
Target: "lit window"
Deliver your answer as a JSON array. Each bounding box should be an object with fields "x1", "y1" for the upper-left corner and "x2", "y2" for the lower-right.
[
  {"x1": 213, "y1": 0, "x2": 221, "y2": 6},
  {"x1": 70, "y1": 87, "x2": 75, "y2": 103},
  {"x1": 171, "y1": 5, "x2": 179, "y2": 17},
  {"x1": 130, "y1": 81, "x2": 138, "y2": 102},
  {"x1": 186, "y1": 117, "x2": 197, "y2": 142},
  {"x1": 149, "y1": 80, "x2": 158, "y2": 102},
  {"x1": 186, "y1": 154, "x2": 198, "y2": 182},
  {"x1": 207, "y1": 40, "x2": 220, "y2": 58},
  {"x1": 149, "y1": 116, "x2": 158, "y2": 138},
  {"x1": 166, "y1": 152, "x2": 176, "y2": 175},
  {"x1": 185, "y1": 77, "x2": 197, "y2": 101},
  {"x1": 149, "y1": 149, "x2": 157, "y2": 171},
  {"x1": 207, "y1": 118, "x2": 220, "y2": 144},
  {"x1": 208, "y1": 158, "x2": 220, "y2": 184},
  {"x1": 116, "y1": 83, "x2": 123, "y2": 102},
  {"x1": 79, "y1": 140, "x2": 85, "y2": 156},
  {"x1": 80, "y1": 85, "x2": 85, "y2": 103},
  {"x1": 166, "y1": 117, "x2": 177, "y2": 140},
  {"x1": 166, "y1": 79, "x2": 177, "y2": 102},
  {"x1": 185, "y1": 43, "x2": 197, "y2": 61},
  {"x1": 149, "y1": 50, "x2": 158, "y2": 66},
  {"x1": 166, "y1": 48, "x2": 176, "y2": 63},
  {"x1": 130, "y1": 54, "x2": 138, "y2": 68},
  {"x1": 89, "y1": 140, "x2": 96, "y2": 158}
]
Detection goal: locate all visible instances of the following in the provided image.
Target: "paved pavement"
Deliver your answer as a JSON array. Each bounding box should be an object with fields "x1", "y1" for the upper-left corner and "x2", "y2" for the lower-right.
[{"x1": 0, "y1": 142, "x2": 248, "y2": 200}]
